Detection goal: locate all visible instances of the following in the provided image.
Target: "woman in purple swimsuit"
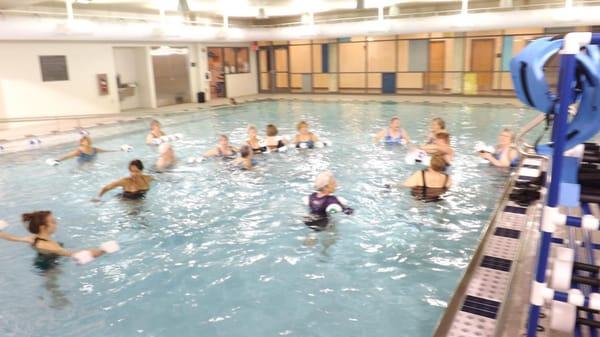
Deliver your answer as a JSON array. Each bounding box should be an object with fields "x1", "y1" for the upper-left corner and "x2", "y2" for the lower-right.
[{"x1": 304, "y1": 171, "x2": 353, "y2": 231}]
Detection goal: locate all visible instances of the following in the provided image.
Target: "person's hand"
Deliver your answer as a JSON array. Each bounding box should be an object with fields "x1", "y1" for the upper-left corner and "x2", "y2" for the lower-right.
[
  {"x1": 479, "y1": 152, "x2": 493, "y2": 160},
  {"x1": 343, "y1": 207, "x2": 354, "y2": 215}
]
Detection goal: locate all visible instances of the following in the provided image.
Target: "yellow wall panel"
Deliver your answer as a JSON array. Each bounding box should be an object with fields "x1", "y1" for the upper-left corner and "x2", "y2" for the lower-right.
[
  {"x1": 274, "y1": 48, "x2": 288, "y2": 72},
  {"x1": 313, "y1": 74, "x2": 329, "y2": 88},
  {"x1": 339, "y1": 43, "x2": 366, "y2": 72},
  {"x1": 367, "y1": 73, "x2": 382, "y2": 88},
  {"x1": 312, "y1": 45, "x2": 322, "y2": 73},
  {"x1": 396, "y1": 73, "x2": 423, "y2": 89},
  {"x1": 276, "y1": 73, "x2": 288, "y2": 88},
  {"x1": 397, "y1": 40, "x2": 409, "y2": 72},
  {"x1": 503, "y1": 28, "x2": 544, "y2": 35},
  {"x1": 290, "y1": 74, "x2": 302, "y2": 88},
  {"x1": 368, "y1": 41, "x2": 396, "y2": 72},
  {"x1": 397, "y1": 33, "x2": 428, "y2": 39},
  {"x1": 290, "y1": 45, "x2": 311, "y2": 73},
  {"x1": 339, "y1": 73, "x2": 365, "y2": 88}
]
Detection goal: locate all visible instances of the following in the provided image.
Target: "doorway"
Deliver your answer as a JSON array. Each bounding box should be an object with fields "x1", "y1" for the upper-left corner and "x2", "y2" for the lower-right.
[
  {"x1": 273, "y1": 46, "x2": 289, "y2": 91},
  {"x1": 258, "y1": 47, "x2": 271, "y2": 92},
  {"x1": 428, "y1": 41, "x2": 446, "y2": 92},
  {"x1": 151, "y1": 46, "x2": 192, "y2": 107},
  {"x1": 471, "y1": 39, "x2": 495, "y2": 93},
  {"x1": 208, "y1": 47, "x2": 226, "y2": 99},
  {"x1": 258, "y1": 46, "x2": 290, "y2": 93}
]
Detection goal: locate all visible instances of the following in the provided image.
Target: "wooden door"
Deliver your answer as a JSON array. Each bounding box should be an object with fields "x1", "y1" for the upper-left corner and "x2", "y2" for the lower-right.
[
  {"x1": 273, "y1": 47, "x2": 289, "y2": 90},
  {"x1": 428, "y1": 41, "x2": 445, "y2": 91},
  {"x1": 258, "y1": 47, "x2": 270, "y2": 92},
  {"x1": 471, "y1": 39, "x2": 495, "y2": 92}
]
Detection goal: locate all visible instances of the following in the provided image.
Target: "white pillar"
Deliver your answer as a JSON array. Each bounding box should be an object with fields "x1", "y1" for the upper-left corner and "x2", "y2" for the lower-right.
[
  {"x1": 65, "y1": 0, "x2": 74, "y2": 22},
  {"x1": 223, "y1": 15, "x2": 229, "y2": 29},
  {"x1": 461, "y1": 0, "x2": 468, "y2": 15}
]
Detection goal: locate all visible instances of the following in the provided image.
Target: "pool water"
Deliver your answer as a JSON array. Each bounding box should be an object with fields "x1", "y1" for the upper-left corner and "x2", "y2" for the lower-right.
[{"x1": 0, "y1": 100, "x2": 536, "y2": 337}]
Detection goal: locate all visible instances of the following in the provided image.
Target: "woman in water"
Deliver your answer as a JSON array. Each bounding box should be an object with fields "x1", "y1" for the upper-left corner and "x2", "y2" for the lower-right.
[
  {"x1": 265, "y1": 124, "x2": 287, "y2": 152},
  {"x1": 292, "y1": 121, "x2": 320, "y2": 149},
  {"x1": 404, "y1": 154, "x2": 451, "y2": 201},
  {"x1": 421, "y1": 132, "x2": 454, "y2": 165},
  {"x1": 231, "y1": 145, "x2": 255, "y2": 170},
  {"x1": 304, "y1": 171, "x2": 354, "y2": 229},
  {"x1": 425, "y1": 117, "x2": 447, "y2": 144},
  {"x1": 95, "y1": 159, "x2": 152, "y2": 200},
  {"x1": 55, "y1": 136, "x2": 110, "y2": 163},
  {"x1": 479, "y1": 128, "x2": 520, "y2": 167},
  {"x1": 203, "y1": 134, "x2": 239, "y2": 159},
  {"x1": 0, "y1": 211, "x2": 106, "y2": 260},
  {"x1": 374, "y1": 117, "x2": 410, "y2": 144},
  {"x1": 246, "y1": 125, "x2": 267, "y2": 154},
  {"x1": 155, "y1": 143, "x2": 176, "y2": 172},
  {"x1": 146, "y1": 120, "x2": 166, "y2": 145}
]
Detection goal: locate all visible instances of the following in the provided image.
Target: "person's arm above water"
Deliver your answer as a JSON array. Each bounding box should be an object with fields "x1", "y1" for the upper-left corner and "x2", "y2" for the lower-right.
[
  {"x1": 203, "y1": 148, "x2": 220, "y2": 158},
  {"x1": 35, "y1": 239, "x2": 104, "y2": 258},
  {"x1": 331, "y1": 196, "x2": 354, "y2": 215},
  {"x1": 57, "y1": 149, "x2": 81, "y2": 162},
  {"x1": 97, "y1": 178, "x2": 126, "y2": 198},
  {"x1": 374, "y1": 129, "x2": 385, "y2": 143},
  {"x1": 480, "y1": 149, "x2": 513, "y2": 168},
  {"x1": 0, "y1": 232, "x2": 33, "y2": 244},
  {"x1": 403, "y1": 171, "x2": 422, "y2": 188},
  {"x1": 402, "y1": 129, "x2": 411, "y2": 143},
  {"x1": 420, "y1": 144, "x2": 439, "y2": 154}
]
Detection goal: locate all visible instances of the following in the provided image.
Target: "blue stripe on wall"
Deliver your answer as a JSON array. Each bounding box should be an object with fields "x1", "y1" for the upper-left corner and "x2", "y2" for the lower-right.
[
  {"x1": 501, "y1": 36, "x2": 513, "y2": 71},
  {"x1": 322, "y1": 44, "x2": 329, "y2": 73}
]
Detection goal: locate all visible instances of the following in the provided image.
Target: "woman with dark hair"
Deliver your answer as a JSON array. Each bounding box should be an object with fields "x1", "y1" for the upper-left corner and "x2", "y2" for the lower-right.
[
  {"x1": 0, "y1": 211, "x2": 116, "y2": 265},
  {"x1": 95, "y1": 159, "x2": 153, "y2": 200},
  {"x1": 404, "y1": 154, "x2": 451, "y2": 202}
]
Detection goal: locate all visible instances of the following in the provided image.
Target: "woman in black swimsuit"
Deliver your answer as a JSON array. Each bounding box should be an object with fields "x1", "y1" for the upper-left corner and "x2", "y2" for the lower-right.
[
  {"x1": 95, "y1": 160, "x2": 153, "y2": 200},
  {"x1": 246, "y1": 125, "x2": 267, "y2": 154},
  {"x1": 403, "y1": 154, "x2": 451, "y2": 202},
  {"x1": 0, "y1": 211, "x2": 106, "y2": 261}
]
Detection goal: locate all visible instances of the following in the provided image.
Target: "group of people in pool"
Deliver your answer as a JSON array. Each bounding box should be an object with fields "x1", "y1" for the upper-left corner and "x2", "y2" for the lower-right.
[{"x1": 0, "y1": 114, "x2": 520, "y2": 263}]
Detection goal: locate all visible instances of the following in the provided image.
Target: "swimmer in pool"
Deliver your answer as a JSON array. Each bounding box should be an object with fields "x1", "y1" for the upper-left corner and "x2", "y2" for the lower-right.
[
  {"x1": 156, "y1": 143, "x2": 176, "y2": 172},
  {"x1": 292, "y1": 121, "x2": 319, "y2": 149},
  {"x1": 425, "y1": 117, "x2": 447, "y2": 144},
  {"x1": 146, "y1": 119, "x2": 166, "y2": 145},
  {"x1": 479, "y1": 128, "x2": 520, "y2": 168},
  {"x1": 231, "y1": 145, "x2": 255, "y2": 170},
  {"x1": 374, "y1": 117, "x2": 410, "y2": 144},
  {"x1": 265, "y1": 124, "x2": 287, "y2": 152},
  {"x1": 55, "y1": 136, "x2": 110, "y2": 163},
  {"x1": 0, "y1": 211, "x2": 105, "y2": 260},
  {"x1": 203, "y1": 134, "x2": 239, "y2": 159},
  {"x1": 420, "y1": 132, "x2": 454, "y2": 165},
  {"x1": 95, "y1": 159, "x2": 152, "y2": 200},
  {"x1": 404, "y1": 154, "x2": 451, "y2": 201},
  {"x1": 307, "y1": 171, "x2": 353, "y2": 215},
  {"x1": 246, "y1": 125, "x2": 267, "y2": 154}
]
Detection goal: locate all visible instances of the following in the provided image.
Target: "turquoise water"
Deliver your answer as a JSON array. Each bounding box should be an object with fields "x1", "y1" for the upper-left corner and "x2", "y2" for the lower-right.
[{"x1": 0, "y1": 101, "x2": 535, "y2": 337}]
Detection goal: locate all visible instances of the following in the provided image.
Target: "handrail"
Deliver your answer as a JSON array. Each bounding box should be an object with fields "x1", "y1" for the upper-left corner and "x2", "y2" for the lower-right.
[{"x1": 515, "y1": 113, "x2": 549, "y2": 161}]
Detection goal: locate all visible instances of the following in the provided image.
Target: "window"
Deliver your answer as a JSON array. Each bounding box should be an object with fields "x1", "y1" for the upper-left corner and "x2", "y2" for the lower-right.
[
  {"x1": 39, "y1": 55, "x2": 69, "y2": 82},
  {"x1": 211, "y1": 47, "x2": 250, "y2": 74}
]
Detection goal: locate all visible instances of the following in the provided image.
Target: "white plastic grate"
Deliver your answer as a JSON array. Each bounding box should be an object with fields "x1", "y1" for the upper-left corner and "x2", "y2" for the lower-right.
[
  {"x1": 465, "y1": 267, "x2": 511, "y2": 301},
  {"x1": 447, "y1": 311, "x2": 497, "y2": 337},
  {"x1": 484, "y1": 236, "x2": 522, "y2": 261}
]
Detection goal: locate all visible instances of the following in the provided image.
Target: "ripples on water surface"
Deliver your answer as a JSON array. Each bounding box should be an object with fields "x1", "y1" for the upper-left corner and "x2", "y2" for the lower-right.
[{"x1": 0, "y1": 101, "x2": 536, "y2": 337}]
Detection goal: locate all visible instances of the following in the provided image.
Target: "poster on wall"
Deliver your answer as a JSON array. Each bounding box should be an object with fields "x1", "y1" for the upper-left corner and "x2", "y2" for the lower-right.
[{"x1": 97, "y1": 73, "x2": 109, "y2": 96}]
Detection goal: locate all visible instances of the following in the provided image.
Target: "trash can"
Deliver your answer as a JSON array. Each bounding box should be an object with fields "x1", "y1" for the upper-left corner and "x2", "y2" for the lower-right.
[{"x1": 197, "y1": 91, "x2": 205, "y2": 103}]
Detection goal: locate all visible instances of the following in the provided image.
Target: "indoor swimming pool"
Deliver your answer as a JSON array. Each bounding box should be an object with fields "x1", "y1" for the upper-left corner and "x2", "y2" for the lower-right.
[{"x1": 0, "y1": 100, "x2": 535, "y2": 337}]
